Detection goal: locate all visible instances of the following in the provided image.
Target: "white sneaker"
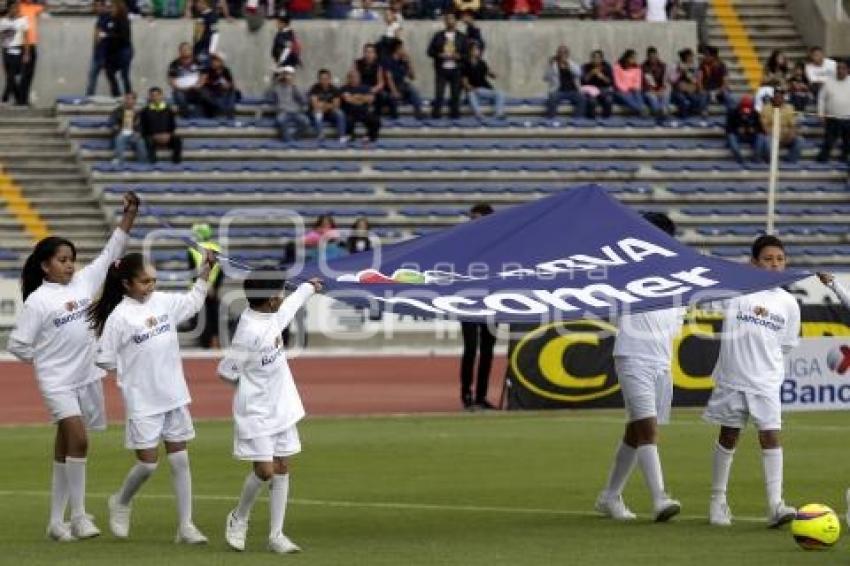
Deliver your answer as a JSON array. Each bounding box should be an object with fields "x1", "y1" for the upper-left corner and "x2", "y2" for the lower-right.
[
  {"x1": 594, "y1": 493, "x2": 636, "y2": 520},
  {"x1": 225, "y1": 510, "x2": 248, "y2": 552},
  {"x1": 70, "y1": 514, "x2": 101, "y2": 539},
  {"x1": 268, "y1": 533, "x2": 301, "y2": 554},
  {"x1": 174, "y1": 523, "x2": 208, "y2": 544},
  {"x1": 767, "y1": 501, "x2": 796, "y2": 529},
  {"x1": 46, "y1": 521, "x2": 76, "y2": 542},
  {"x1": 653, "y1": 495, "x2": 682, "y2": 523},
  {"x1": 709, "y1": 498, "x2": 733, "y2": 526},
  {"x1": 108, "y1": 493, "x2": 132, "y2": 538},
  {"x1": 845, "y1": 488, "x2": 850, "y2": 528}
]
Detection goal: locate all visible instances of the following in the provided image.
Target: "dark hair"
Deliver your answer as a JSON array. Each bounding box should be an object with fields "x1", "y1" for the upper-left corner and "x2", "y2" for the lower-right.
[
  {"x1": 642, "y1": 212, "x2": 676, "y2": 236},
  {"x1": 317, "y1": 68, "x2": 331, "y2": 77},
  {"x1": 313, "y1": 214, "x2": 336, "y2": 229},
  {"x1": 705, "y1": 46, "x2": 719, "y2": 57},
  {"x1": 244, "y1": 268, "x2": 287, "y2": 309},
  {"x1": 619, "y1": 49, "x2": 637, "y2": 67},
  {"x1": 646, "y1": 46, "x2": 658, "y2": 56},
  {"x1": 751, "y1": 235, "x2": 785, "y2": 260},
  {"x1": 766, "y1": 50, "x2": 788, "y2": 74},
  {"x1": 277, "y1": 11, "x2": 290, "y2": 23},
  {"x1": 678, "y1": 48, "x2": 693, "y2": 62},
  {"x1": 149, "y1": 86, "x2": 162, "y2": 94},
  {"x1": 470, "y1": 203, "x2": 494, "y2": 217},
  {"x1": 21, "y1": 237, "x2": 77, "y2": 301},
  {"x1": 87, "y1": 253, "x2": 146, "y2": 337},
  {"x1": 810, "y1": 46, "x2": 823, "y2": 54}
]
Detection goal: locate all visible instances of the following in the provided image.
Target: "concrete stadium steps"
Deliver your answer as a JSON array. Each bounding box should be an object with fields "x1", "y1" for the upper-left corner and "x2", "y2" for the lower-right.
[{"x1": 0, "y1": 109, "x2": 110, "y2": 274}]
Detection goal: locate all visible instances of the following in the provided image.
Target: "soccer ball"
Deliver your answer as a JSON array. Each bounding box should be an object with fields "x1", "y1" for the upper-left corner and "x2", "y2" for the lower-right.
[{"x1": 791, "y1": 504, "x2": 841, "y2": 550}]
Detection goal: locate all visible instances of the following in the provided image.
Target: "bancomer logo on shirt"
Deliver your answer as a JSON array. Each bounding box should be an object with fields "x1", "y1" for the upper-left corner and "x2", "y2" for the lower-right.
[
  {"x1": 132, "y1": 314, "x2": 170, "y2": 345},
  {"x1": 736, "y1": 305, "x2": 786, "y2": 332},
  {"x1": 53, "y1": 298, "x2": 91, "y2": 327},
  {"x1": 337, "y1": 238, "x2": 721, "y2": 317},
  {"x1": 260, "y1": 336, "x2": 284, "y2": 367}
]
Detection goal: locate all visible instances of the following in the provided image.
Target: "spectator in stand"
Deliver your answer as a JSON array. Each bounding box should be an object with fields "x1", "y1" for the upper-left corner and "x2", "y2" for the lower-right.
[
  {"x1": 725, "y1": 94, "x2": 764, "y2": 164},
  {"x1": 309, "y1": 68, "x2": 346, "y2": 140},
  {"x1": 190, "y1": 0, "x2": 221, "y2": 68},
  {"x1": 614, "y1": 49, "x2": 647, "y2": 115},
  {"x1": 788, "y1": 61, "x2": 812, "y2": 111},
  {"x1": 762, "y1": 50, "x2": 790, "y2": 88},
  {"x1": 419, "y1": 0, "x2": 453, "y2": 19},
  {"x1": 271, "y1": 14, "x2": 301, "y2": 68},
  {"x1": 325, "y1": 0, "x2": 352, "y2": 18},
  {"x1": 104, "y1": 0, "x2": 133, "y2": 97},
  {"x1": 697, "y1": 45, "x2": 734, "y2": 113},
  {"x1": 355, "y1": 43, "x2": 387, "y2": 114},
  {"x1": 462, "y1": 42, "x2": 504, "y2": 120},
  {"x1": 349, "y1": 0, "x2": 380, "y2": 19},
  {"x1": 18, "y1": 0, "x2": 45, "y2": 106},
  {"x1": 455, "y1": 0, "x2": 480, "y2": 17},
  {"x1": 85, "y1": 0, "x2": 110, "y2": 96},
  {"x1": 581, "y1": 49, "x2": 615, "y2": 118},
  {"x1": 168, "y1": 42, "x2": 206, "y2": 118},
  {"x1": 626, "y1": 0, "x2": 646, "y2": 19},
  {"x1": 383, "y1": 38, "x2": 425, "y2": 120},
  {"x1": 644, "y1": 0, "x2": 667, "y2": 21},
  {"x1": 460, "y1": 10, "x2": 483, "y2": 52},
  {"x1": 805, "y1": 46, "x2": 836, "y2": 99},
  {"x1": 816, "y1": 59, "x2": 850, "y2": 164},
  {"x1": 347, "y1": 217, "x2": 372, "y2": 254},
  {"x1": 544, "y1": 45, "x2": 586, "y2": 119},
  {"x1": 670, "y1": 47, "x2": 702, "y2": 118},
  {"x1": 501, "y1": 0, "x2": 540, "y2": 19},
  {"x1": 140, "y1": 87, "x2": 182, "y2": 164},
  {"x1": 341, "y1": 69, "x2": 381, "y2": 143},
  {"x1": 682, "y1": 0, "x2": 708, "y2": 47},
  {"x1": 641, "y1": 46, "x2": 669, "y2": 122},
  {"x1": 304, "y1": 214, "x2": 341, "y2": 247},
  {"x1": 200, "y1": 52, "x2": 236, "y2": 119},
  {"x1": 268, "y1": 66, "x2": 310, "y2": 142},
  {"x1": 0, "y1": 2, "x2": 29, "y2": 106},
  {"x1": 288, "y1": 0, "x2": 315, "y2": 19},
  {"x1": 427, "y1": 12, "x2": 468, "y2": 120},
  {"x1": 595, "y1": 0, "x2": 626, "y2": 19},
  {"x1": 753, "y1": 77, "x2": 779, "y2": 113},
  {"x1": 110, "y1": 92, "x2": 147, "y2": 165},
  {"x1": 759, "y1": 87, "x2": 802, "y2": 163}
]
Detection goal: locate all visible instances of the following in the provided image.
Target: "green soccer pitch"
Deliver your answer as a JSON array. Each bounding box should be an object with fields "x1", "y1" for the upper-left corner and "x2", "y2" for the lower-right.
[{"x1": 1, "y1": 410, "x2": 848, "y2": 566}]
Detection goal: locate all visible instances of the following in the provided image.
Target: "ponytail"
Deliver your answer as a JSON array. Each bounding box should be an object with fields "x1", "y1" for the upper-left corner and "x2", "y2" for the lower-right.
[
  {"x1": 21, "y1": 237, "x2": 77, "y2": 301},
  {"x1": 87, "y1": 252, "x2": 146, "y2": 337}
]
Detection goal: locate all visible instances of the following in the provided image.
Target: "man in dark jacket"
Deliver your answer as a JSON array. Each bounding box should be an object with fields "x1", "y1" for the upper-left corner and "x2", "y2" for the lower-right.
[
  {"x1": 726, "y1": 94, "x2": 765, "y2": 164},
  {"x1": 140, "y1": 87, "x2": 182, "y2": 164},
  {"x1": 427, "y1": 11, "x2": 468, "y2": 119},
  {"x1": 110, "y1": 92, "x2": 147, "y2": 165},
  {"x1": 271, "y1": 13, "x2": 300, "y2": 67}
]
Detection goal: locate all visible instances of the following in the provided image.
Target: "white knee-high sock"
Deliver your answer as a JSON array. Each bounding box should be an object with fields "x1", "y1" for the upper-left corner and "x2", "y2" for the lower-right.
[
  {"x1": 167, "y1": 451, "x2": 193, "y2": 528},
  {"x1": 602, "y1": 442, "x2": 637, "y2": 498},
  {"x1": 636, "y1": 444, "x2": 666, "y2": 505},
  {"x1": 269, "y1": 474, "x2": 290, "y2": 538},
  {"x1": 711, "y1": 442, "x2": 735, "y2": 501},
  {"x1": 65, "y1": 457, "x2": 88, "y2": 519},
  {"x1": 117, "y1": 462, "x2": 158, "y2": 506},
  {"x1": 49, "y1": 461, "x2": 69, "y2": 525},
  {"x1": 762, "y1": 448, "x2": 783, "y2": 509},
  {"x1": 235, "y1": 472, "x2": 267, "y2": 521}
]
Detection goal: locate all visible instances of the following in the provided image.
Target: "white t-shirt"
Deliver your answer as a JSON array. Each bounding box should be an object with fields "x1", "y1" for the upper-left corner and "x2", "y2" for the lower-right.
[
  {"x1": 712, "y1": 288, "x2": 800, "y2": 395},
  {"x1": 613, "y1": 307, "x2": 686, "y2": 364},
  {"x1": 0, "y1": 16, "x2": 28, "y2": 50},
  {"x1": 218, "y1": 283, "x2": 315, "y2": 440},
  {"x1": 646, "y1": 0, "x2": 668, "y2": 21},
  {"x1": 805, "y1": 58, "x2": 837, "y2": 85},
  {"x1": 8, "y1": 229, "x2": 129, "y2": 395},
  {"x1": 95, "y1": 280, "x2": 209, "y2": 419}
]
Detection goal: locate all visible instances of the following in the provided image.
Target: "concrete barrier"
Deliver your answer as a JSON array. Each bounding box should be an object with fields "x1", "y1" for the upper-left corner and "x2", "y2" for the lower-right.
[
  {"x1": 787, "y1": 0, "x2": 850, "y2": 58},
  {"x1": 33, "y1": 18, "x2": 695, "y2": 106}
]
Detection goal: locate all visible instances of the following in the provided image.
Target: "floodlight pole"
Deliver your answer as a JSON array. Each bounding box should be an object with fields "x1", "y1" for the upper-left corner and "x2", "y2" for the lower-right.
[{"x1": 766, "y1": 106, "x2": 781, "y2": 235}]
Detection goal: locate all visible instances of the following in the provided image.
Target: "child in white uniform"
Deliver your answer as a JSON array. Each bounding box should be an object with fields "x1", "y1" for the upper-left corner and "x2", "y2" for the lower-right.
[
  {"x1": 704, "y1": 235, "x2": 800, "y2": 528},
  {"x1": 596, "y1": 212, "x2": 684, "y2": 523},
  {"x1": 91, "y1": 252, "x2": 215, "y2": 544},
  {"x1": 7, "y1": 192, "x2": 139, "y2": 542},
  {"x1": 218, "y1": 269, "x2": 322, "y2": 554}
]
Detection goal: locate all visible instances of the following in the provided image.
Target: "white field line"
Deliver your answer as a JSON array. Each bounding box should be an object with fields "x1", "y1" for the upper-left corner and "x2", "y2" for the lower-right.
[{"x1": 0, "y1": 489, "x2": 769, "y2": 524}]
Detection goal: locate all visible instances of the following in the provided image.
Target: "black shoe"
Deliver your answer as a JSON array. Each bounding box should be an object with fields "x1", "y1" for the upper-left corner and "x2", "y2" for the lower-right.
[
  {"x1": 474, "y1": 400, "x2": 497, "y2": 411},
  {"x1": 461, "y1": 393, "x2": 473, "y2": 410}
]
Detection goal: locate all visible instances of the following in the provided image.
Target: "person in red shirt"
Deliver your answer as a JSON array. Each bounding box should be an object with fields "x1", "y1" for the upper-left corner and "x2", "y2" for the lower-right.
[{"x1": 501, "y1": 0, "x2": 541, "y2": 19}]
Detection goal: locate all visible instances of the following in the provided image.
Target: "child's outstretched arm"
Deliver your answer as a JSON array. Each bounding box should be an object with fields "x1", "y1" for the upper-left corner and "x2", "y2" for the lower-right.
[
  {"x1": 275, "y1": 278, "x2": 323, "y2": 328},
  {"x1": 78, "y1": 192, "x2": 140, "y2": 293},
  {"x1": 817, "y1": 272, "x2": 850, "y2": 309}
]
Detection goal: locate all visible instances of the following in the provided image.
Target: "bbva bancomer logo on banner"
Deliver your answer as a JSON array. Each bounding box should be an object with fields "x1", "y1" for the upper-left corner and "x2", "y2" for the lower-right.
[{"x1": 782, "y1": 341, "x2": 850, "y2": 408}]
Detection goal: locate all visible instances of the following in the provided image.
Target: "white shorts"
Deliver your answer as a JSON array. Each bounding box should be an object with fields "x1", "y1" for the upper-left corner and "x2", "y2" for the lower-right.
[
  {"x1": 43, "y1": 380, "x2": 107, "y2": 431},
  {"x1": 702, "y1": 384, "x2": 782, "y2": 431},
  {"x1": 234, "y1": 426, "x2": 301, "y2": 462},
  {"x1": 125, "y1": 405, "x2": 196, "y2": 450},
  {"x1": 615, "y1": 358, "x2": 673, "y2": 425}
]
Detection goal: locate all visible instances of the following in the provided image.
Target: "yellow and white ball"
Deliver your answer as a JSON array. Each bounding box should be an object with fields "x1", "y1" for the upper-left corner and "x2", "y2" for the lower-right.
[{"x1": 791, "y1": 504, "x2": 841, "y2": 550}]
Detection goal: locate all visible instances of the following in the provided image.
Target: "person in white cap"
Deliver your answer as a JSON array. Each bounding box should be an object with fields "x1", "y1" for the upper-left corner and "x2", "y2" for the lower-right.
[{"x1": 267, "y1": 65, "x2": 310, "y2": 142}]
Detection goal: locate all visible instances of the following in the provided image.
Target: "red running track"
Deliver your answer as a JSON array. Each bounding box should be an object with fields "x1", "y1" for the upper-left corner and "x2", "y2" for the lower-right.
[{"x1": 0, "y1": 356, "x2": 508, "y2": 425}]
